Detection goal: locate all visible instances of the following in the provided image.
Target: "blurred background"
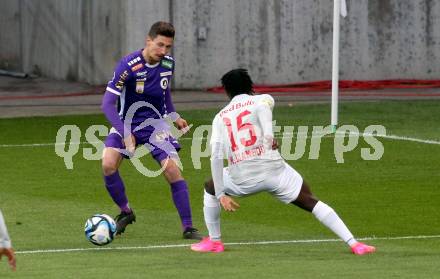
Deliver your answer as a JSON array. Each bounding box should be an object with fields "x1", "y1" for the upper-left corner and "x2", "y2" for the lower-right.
[{"x1": 1, "y1": 0, "x2": 439, "y2": 89}]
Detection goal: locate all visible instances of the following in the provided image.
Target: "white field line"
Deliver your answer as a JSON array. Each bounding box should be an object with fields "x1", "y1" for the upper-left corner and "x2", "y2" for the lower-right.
[
  {"x1": 15, "y1": 234, "x2": 440, "y2": 255},
  {"x1": 334, "y1": 131, "x2": 440, "y2": 145},
  {"x1": 1, "y1": 133, "x2": 439, "y2": 148}
]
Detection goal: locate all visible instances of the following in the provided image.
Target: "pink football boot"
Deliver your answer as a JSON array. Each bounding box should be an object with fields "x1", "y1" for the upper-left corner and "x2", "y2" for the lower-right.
[
  {"x1": 191, "y1": 237, "x2": 225, "y2": 253},
  {"x1": 351, "y1": 242, "x2": 376, "y2": 255}
]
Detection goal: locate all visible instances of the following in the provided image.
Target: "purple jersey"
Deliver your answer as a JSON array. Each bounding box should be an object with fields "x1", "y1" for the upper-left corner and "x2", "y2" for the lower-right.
[{"x1": 105, "y1": 49, "x2": 176, "y2": 134}]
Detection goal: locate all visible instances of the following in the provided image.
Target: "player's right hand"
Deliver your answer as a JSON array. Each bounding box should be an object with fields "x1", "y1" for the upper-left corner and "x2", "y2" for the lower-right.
[
  {"x1": 220, "y1": 196, "x2": 240, "y2": 212},
  {"x1": 272, "y1": 138, "x2": 279, "y2": 150},
  {"x1": 123, "y1": 134, "x2": 136, "y2": 156},
  {"x1": 0, "y1": 248, "x2": 16, "y2": 271}
]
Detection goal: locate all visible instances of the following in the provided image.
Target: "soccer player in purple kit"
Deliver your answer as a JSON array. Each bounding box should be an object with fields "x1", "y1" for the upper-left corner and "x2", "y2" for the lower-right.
[{"x1": 100, "y1": 21, "x2": 201, "y2": 239}]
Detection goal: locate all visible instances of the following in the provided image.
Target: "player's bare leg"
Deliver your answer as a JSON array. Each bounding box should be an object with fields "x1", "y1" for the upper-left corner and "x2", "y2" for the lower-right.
[
  {"x1": 160, "y1": 158, "x2": 201, "y2": 239},
  {"x1": 292, "y1": 181, "x2": 375, "y2": 255},
  {"x1": 0, "y1": 247, "x2": 16, "y2": 271},
  {"x1": 102, "y1": 147, "x2": 136, "y2": 235}
]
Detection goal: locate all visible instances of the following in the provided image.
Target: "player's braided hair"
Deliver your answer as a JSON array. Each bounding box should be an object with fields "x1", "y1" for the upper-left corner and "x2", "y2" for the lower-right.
[
  {"x1": 221, "y1": 68, "x2": 254, "y2": 98},
  {"x1": 148, "y1": 21, "x2": 175, "y2": 38}
]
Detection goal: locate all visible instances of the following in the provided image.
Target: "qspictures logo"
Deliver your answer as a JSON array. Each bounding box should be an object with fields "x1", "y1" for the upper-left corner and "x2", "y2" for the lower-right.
[{"x1": 55, "y1": 102, "x2": 385, "y2": 177}]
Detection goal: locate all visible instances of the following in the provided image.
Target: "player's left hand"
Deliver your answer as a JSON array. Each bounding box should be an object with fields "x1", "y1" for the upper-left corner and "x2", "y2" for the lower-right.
[
  {"x1": 220, "y1": 196, "x2": 240, "y2": 212},
  {"x1": 0, "y1": 248, "x2": 16, "y2": 271},
  {"x1": 264, "y1": 136, "x2": 278, "y2": 150},
  {"x1": 175, "y1": 118, "x2": 190, "y2": 134}
]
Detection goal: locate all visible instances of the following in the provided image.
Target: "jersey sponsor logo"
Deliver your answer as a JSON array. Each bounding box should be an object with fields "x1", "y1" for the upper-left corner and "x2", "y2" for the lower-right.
[
  {"x1": 160, "y1": 71, "x2": 172, "y2": 77},
  {"x1": 131, "y1": 63, "x2": 143, "y2": 72},
  {"x1": 161, "y1": 59, "x2": 173, "y2": 69},
  {"x1": 219, "y1": 99, "x2": 255, "y2": 118},
  {"x1": 115, "y1": 70, "x2": 129, "y2": 90},
  {"x1": 136, "y1": 71, "x2": 147, "y2": 77},
  {"x1": 160, "y1": 77, "x2": 169, "y2": 89},
  {"x1": 136, "y1": 81, "x2": 144, "y2": 94},
  {"x1": 127, "y1": 56, "x2": 141, "y2": 66}
]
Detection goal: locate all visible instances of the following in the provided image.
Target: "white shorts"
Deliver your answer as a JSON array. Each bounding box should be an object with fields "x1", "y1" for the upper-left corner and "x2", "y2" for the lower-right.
[{"x1": 223, "y1": 162, "x2": 303, "y2": 204}]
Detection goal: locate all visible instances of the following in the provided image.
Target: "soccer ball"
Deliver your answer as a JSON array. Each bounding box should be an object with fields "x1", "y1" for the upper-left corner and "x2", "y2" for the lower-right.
[{"x1": 84, "y1": 214, "x2": 117, "y2": 246}]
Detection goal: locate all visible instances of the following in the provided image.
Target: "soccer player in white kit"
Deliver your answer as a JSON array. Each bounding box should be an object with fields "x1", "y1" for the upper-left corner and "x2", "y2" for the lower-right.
[
  {"x1": 191, "y1": 69, "x2": 375, "y2": 255},
  {"x1": 0, "y1": 209, "x2": 16, "y2": 271}
]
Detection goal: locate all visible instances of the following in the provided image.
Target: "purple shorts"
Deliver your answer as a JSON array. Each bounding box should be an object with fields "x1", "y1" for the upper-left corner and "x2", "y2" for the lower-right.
[{"x1": 104, "y1": 128, "x2": 181, "y2": 164}]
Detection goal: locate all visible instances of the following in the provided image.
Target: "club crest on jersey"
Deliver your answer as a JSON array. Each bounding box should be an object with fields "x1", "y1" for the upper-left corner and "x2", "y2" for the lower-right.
[
  {"x1": 260, "y1": 98, "x2": 274, "y2": 109},
  {"x1": 136, "y1": 80, "x2": 144, "y2": 94},
  {"x1": 160, "y1": 77, "x2": 169, "y2": 89},
  {"x1": 161, "y1": 59, "x2": 173, "y2": 70}
]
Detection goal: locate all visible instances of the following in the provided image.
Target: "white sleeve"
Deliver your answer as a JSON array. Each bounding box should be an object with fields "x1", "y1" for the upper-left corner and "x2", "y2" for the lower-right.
[
  {"x1": 257, "y1": 95, "x2": 275, "y2": 148},
  {"x1": 210, "y1": 115, "x2": 226, "y2": 199},
  {"x1": 0, "y1": 210, "x2": 12, "y2": 248},
  {"x1": 210, "y1": 114, "x2": 222, "y2": 145},
  {"x1": 211, "y1": 142, "x2": 226, "y2": 199}
]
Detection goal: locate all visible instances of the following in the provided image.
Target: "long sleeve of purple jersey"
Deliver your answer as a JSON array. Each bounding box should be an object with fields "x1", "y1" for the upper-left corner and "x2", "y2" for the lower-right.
[
  {"x1": 164, "y1": 87, "x2": 176, "y2": 114},
  {"x1": 101, "y1": 92, "x2": 129, "y2": 136}
]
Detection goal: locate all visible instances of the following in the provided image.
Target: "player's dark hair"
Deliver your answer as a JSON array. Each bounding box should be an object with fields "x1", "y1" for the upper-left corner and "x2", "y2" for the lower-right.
[
  {"x1": 148, "y1": 21, "x2": 175, "y2": 38},
  {"x1": 221, "y1": 68, "x2": 254, "y2": 99}
]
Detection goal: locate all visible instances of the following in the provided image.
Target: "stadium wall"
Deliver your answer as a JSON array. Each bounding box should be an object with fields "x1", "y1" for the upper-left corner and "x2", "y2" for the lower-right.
[{"x1": 0, "y1": 0, "x2": 439, "y2": 88}]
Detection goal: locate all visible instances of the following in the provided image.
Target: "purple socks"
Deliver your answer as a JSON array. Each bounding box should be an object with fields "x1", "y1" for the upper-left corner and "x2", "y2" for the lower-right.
[
  {"x1": 104, "y1": 172, "x2": 131, "y2": 213},
  {"x1": 104, "y1": 173, "x2": 192, "y2": 228},
  {"x1": 170, "y1": 180, "x2": 193, "y2": 229}
]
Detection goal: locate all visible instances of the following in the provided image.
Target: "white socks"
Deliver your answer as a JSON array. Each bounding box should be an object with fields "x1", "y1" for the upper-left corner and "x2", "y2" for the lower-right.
[
  {"x1": 203, "y1": 193, "x2": 357, "y2": 246},
  {"x1": 203, "y1": 190, "x2": 222, "y2": 241},
  {"x1": 312, "y1": 201, "x2": 357, "y2": 246}
]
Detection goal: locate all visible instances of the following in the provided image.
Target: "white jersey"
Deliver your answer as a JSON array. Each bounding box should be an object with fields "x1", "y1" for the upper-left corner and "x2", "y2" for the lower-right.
[
  {"x1": 210, "y1": 94, "x2": 285, "y2": 185},
  {"x1": 0, "y1": 209, "x2": 12, "y2": 248}
]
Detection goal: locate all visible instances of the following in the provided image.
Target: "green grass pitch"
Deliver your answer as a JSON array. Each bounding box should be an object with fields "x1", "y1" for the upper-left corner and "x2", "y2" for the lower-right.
[{"x1": 0, "y1": 100, "x2": 439, "y2": 278}]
